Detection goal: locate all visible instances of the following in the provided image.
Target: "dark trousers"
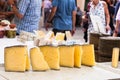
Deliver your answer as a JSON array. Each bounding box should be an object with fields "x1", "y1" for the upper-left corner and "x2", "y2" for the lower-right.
[
  {"x1": 44, "y1": 8, "x2": 50, "y2": 23},
  {"x1": 83, "y1": 22, "x2": 88, "y2": 42},
  {"x1": 52, "y1": 29, "x2": 69, "y2": 40},
  {"x1": 117, "y1": 33, "x2": 120, "y2": 37},
  {"x1": 84, "y1": 31, "x2": 88, "y2": 42}
]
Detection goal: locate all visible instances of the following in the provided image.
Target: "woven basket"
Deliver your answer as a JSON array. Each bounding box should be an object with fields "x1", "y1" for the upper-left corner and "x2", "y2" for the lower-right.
[
  {"x1": 89, "y1": 32, "x2": 110, "y2": 50},
  {"x1": 95, "y1": 50, "x2": 99, "y2": 62},
  {"x1": 95, "y1": 50, "x2": 112, "y2": 62},
  {"x1": 99, "y1": 37, "x2": 120, "y2": 58},
  {"x1": 97, "y1": 56, "x2": 112, "y2": 62}
]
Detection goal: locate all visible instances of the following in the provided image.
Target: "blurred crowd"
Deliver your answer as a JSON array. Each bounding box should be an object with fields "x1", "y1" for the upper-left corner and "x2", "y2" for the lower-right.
[
  {"x1": 1, "y1": 0, "x2": 120, "y2": 42},
  {"x1": 78, "y1": 0, "x2": 120, "y2": 42}
]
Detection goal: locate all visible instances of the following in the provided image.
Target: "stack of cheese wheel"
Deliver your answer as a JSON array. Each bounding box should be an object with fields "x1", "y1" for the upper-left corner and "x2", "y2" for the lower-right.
[
  {"x1": 89, "y1": 32, "x2": 110, "y2": 62},
  {"x1": 89, "y1": 32, "x2": 110, "y2": 50},
  {"x1": 99, "y1": 37, "x2": 120, "y2": 60}
]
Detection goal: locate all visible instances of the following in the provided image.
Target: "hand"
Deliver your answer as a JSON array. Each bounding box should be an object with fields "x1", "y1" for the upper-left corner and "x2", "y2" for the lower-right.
[
  {"x1": 45, "y1": 22, "x2": 52, "y2": 31},
  {"x1": 17, "y1": 13, "x2": 23, "y2": 19},
  {"x1": 82, "y1": 16, "x2": 88, "y2": 22},
  {"x1": 113, "y1": 29, "x2": 118, "y2": 37},
  {"x1": 6, "y1": 12, "x2": 14, "y2": 16},
  {"x1": 82, "y1": 28, "x2": 87, "y2": 32},
  {"x1": 11, "y1": 5, "x2": 23, "y2": 19},
  {"x1": 113, "y1": 32, "x2": 118, "y2": 37},
  {"x1": 106, "y1": 25, "x2": 111, "y2": 32},
  {"x1": 71, "y1": 27, "x2": 76, "y2": 36}
]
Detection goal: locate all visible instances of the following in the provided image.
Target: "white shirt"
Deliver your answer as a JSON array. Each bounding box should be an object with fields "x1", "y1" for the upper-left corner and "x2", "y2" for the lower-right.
[{"x1": 116, "y1": 7, "x2": 120, "y2": 20}]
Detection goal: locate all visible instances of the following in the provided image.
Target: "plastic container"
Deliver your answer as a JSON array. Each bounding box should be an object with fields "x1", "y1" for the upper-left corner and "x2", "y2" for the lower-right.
[{"x1": 5, "y1": 29, "x2": 16, "y2": 38}]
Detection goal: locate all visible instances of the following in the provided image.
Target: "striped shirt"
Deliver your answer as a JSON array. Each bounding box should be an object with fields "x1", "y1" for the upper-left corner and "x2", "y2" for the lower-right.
[{"x1": 14, "y1": 0, "x2": 41, "y2": 34}]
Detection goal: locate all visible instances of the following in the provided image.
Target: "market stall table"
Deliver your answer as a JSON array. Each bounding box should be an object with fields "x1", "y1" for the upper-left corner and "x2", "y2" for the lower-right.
[
  {"x1": 0, "y1": 37, "x2": 120, "y2": 80},
  {"x1": 0, "y1": 64, "x2": 119, "y2": 80}
]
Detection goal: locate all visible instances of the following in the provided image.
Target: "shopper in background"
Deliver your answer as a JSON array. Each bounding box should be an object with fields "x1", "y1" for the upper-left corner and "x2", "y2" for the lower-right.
[
  {"x1": 113, "y1": 7, "x2": 120, "y2": 37},
  {"x1": 82, "y1": 0, "x2": 91, "y2": 42},
  {"x1": 114, "y1": 0, "x2": 118, "y2": 6},
  {"x1": 103, "y1": 0, "x2": 115, "y2": 35},
  {"x1": 41, "y1": 0, "x2": 44, "y2": 16},
  {"x1": 44, "y1": 0, "x2": 52, "y2": 23},
  {"x1": 89, "y1": 0, "x2": 111, "y2": 33},
  {"x1": 114, "y1": 0, "x2": 120, "y2": 22},
  {"x1": 45, "y1": 0, "x2": 76, "y2": 37},
  {"x1": 76, "y1": 6, "x2": 82, "y2": 27},
  {"x1": 82, "y1": 11, "x2": 89, "y2": 42},
  {"x1": 14, "y1": 0, "x2": 42, "y2": 34},
  {"x1": 87, "y1": 0, "x2": 92, "y2": 12},
  {"x1": 0, "y1": 0, "x2": 18, "y2": 22}
]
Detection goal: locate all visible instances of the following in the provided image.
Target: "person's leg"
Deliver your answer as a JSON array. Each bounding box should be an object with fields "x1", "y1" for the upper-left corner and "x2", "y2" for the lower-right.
[
  {"x1": 44, "y1": 8, "x2": 48, "y2": 23},
  {"x1": 52, "y1": 29, "x2": 58, "y2": 35},
  {"x1": 84, "y1": 31, "x2": 88, "y2": 42},
  {"x1": 110, "y1": 25, "x2": 115, "y2": 36},
  {"x1": 83, "y1": 22, "x2": 88, "y2": 42}
]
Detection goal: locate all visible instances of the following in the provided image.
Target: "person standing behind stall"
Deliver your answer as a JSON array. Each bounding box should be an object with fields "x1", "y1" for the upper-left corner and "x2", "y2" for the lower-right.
[
  {"x1": 113, "y1": 7, "x2": 120, "y2": 37},
  {"x1": 44, "y1": 0, "x2": 52, "y2": 23},
  {"x1": 14, "y1": 0, "x2": 42, "y2": 34},
  {"x1": 103, "y1": 0, "x2": 115, "y2": 35},
  {"x1": 76, "y1": 6, "x2": 82, "y2": 27},
  {"x1": 45, "y1": 0, "x2": 76, "y2": 37},
  {"x1": 114, "y1": 0, "x2": 120, "y2": 22},
  {"x1": 89, "y1": 0, "x2": 111, "y2": 33},
  {"x1": 0, "y1": 0, "x2": 20, "y2": 22},
  {"x1": 82, "y1": 0, "x2": 92, "y2": 42},
  {"x1": 82, "y1": 11, "x2": 89, "y2": 42}
]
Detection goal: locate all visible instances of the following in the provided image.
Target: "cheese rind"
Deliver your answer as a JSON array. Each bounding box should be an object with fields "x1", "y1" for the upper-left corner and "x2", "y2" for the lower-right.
[
  {"x1": 59, "y1": 46, "x2": 74, "y2": 67},
  {"x1": 25, "y1": 54, "x2": 30, "y2": 71},
  {"x1": 30, "y1": 47, "x2": 49, "y2": 71},
  {"x1": 4, "y1": 46, "x2": 28, "y2": 72},
  {"x1": 25, "y1": 48, "x2": 30, "y2": 71},
  {"x1": 74, "y1": 45, "x2": 82, "y2": 68},
  {"x1": 81, "y1": 44, "x2": 95, "y2": 66},
  {"x1": 40, "y1": 46, "x2": 60, "y2": 70}
]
